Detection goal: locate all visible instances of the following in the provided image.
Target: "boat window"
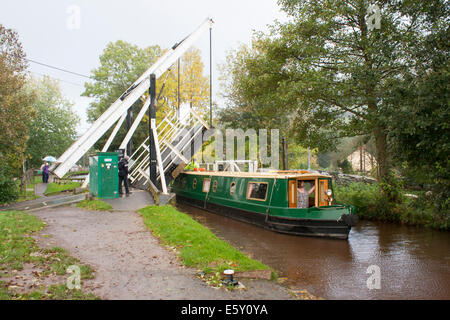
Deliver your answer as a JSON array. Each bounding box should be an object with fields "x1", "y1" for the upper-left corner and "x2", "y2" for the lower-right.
[
  {"x1": 246, "y1": 182, "x2": 268, "y2": 201},
  {"x1": 202, "y1": 178, "x2": 210, "y2": 193},
  {"x1": 193, "y1": 178, "x2": 197, "y2": 189},
  {"x1": 230, "y1": 182, "x2": 236, "y2": 195},
  {"x1": 212, "y1": 180, "x2": 218, "y2": 192},
  {"x1": 181, "y1": 178, "x2": 187, "y2": 188}
]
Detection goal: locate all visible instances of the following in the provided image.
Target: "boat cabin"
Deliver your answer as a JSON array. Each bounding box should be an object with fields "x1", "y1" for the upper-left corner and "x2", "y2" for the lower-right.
[
  {"x1": 173, "y1": 169, "x2": 356, "y2": 239},
  {"x1": 279, "y1": 171, "x2": 334, "y2": 209},
  {"x1": 176, "y1": 170, "x2": 334, "y2": 210}
]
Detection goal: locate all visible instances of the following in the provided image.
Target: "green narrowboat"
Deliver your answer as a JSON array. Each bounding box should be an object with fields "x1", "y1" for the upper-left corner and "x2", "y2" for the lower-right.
[{"x1": 172, "y1": 170, "x2": 358, "y2": 240}]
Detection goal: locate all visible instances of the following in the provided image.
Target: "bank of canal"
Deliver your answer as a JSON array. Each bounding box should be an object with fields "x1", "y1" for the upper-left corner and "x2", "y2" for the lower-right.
[{"x1": 177, "y1": 203, "x2": 450, "y2": 300}]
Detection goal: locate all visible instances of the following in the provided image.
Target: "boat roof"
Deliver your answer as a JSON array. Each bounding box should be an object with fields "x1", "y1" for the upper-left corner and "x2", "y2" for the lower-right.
[{"x1": 183, "y1": 170, "x2": 331, "y2": 179}]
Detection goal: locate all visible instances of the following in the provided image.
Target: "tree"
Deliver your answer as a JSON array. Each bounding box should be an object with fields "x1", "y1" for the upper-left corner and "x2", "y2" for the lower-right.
[
  {"x1": 219, "y1": 42, "x2": 294, "y2": 138},
  {"x1": 179, "y1": 47, "x2": 211, "y2": 117},
  {"x1": 25, "y1": 76, "x2": 80, "y2": 169},
  {"x1": 0, "y1": 24, "x2": 36, "y2": 176},
  {"x1": 82, "y1": 41, "x2": 162, "y2": 150},
  {"x1": 387, "y1": 5, "x2": 449, "y2": 211},
  {"x1": 218, "y1": 42, "x2": 298, "y2": 171},
  {"x1": 219, "y1": 0, "x2": 447, "y2": 199},
  {"x1": 83, "y1": 41, "x2": 162, "y2": 122},
  {"x1": 0, "y1": 24, "x2": 36, "y2": 203}
]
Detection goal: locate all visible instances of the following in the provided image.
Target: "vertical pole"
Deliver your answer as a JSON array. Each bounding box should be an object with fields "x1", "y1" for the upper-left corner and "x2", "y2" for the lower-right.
[
  {"x1": 281, "y1": 138, "x2": 286, "y2": 170},
  {"x1": 307, "y1": 126, "x2": 311, "y2": 170},
  {"x1": 209, "y1": 26, "x2": 213, "y2": 126},
  {"x1": 285, "y1": 140, "x2": 289, "y2": 170},
  {"x1": 149, "y1": 74, "x2": 157, "y2": 186}
]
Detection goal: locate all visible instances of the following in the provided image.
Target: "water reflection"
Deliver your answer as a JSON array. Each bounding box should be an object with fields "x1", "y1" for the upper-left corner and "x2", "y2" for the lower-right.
[{"x1": 177, "y1": 203, "x2": 450, "y2": 300}]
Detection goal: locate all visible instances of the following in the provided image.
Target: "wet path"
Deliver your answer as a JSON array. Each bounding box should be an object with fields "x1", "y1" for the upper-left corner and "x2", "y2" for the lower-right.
[
  {"x1": 30, "y1": 191, "x2": 295, "y2": 300},
  {"x1": 1, "y1": 183, "x2": 85, "y2": 212}
]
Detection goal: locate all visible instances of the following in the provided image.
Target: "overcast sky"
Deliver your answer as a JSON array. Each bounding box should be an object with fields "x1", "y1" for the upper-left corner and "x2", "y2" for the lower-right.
[{"x1": 0, "y1": 0, "x2": 287, "y2": 134}]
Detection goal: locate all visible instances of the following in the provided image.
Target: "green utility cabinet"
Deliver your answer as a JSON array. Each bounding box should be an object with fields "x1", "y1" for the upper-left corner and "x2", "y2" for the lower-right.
[{"x1": 89, "y1": 152, "x2": 119, "y2": 199}]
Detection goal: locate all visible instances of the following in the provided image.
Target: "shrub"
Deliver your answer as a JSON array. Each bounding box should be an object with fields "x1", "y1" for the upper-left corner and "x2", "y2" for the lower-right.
[
  {"x1": 335, "y1": 182, "x2": 380, "y2": 218},
  {"x1": 335, "y1": 181, "x2": 449, "y2": 230},
  {"x1": 407, "y1": 190, "x2": 449, "y2": 230},
  {"x1": 0, "y1": 169, "x2": 18, "y2": 204},
  {"x1": 336, "y1": 182, "x2": 400, "y2": 221},
  {"x1": 337, "y1": 159, "x2": 353, "y2": 174}
]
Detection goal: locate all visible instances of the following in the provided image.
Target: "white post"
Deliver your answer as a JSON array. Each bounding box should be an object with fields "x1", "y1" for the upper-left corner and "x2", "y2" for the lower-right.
[{"x1": 152, "y1": 127, "x2": 168, "y2": 195}]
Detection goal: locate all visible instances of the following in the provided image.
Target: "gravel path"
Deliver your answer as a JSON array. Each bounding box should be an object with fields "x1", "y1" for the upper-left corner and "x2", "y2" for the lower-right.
[{"x1": 32, "y1": 191, "x2": 295, "y2": 300}]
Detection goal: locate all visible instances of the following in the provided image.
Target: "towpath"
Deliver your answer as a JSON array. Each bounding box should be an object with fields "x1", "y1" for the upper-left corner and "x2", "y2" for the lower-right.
[
  {"x1": 1, "y1": 183, "x2": 85, "y2": 212},
  {"x1": 31, "y1": 190, "x2": 296, "y2": 300}
]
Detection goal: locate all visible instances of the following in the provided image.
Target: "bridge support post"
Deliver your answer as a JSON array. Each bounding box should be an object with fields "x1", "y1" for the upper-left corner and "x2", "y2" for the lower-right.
[{"x1": 149, "y1": 74, "x2": 157, "y2": 187}]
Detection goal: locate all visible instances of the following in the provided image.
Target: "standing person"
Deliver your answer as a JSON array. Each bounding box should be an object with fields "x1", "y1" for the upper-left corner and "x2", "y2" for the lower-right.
[
  {"x1": 297, "y1": 180, "x2": 315, "y2": 208},
  {"x1": 41, "y1": 162, "x2": 50, "y2": 184},
  {"x1": 118, "y1": 155, "x2": 131, "y2": 196}
]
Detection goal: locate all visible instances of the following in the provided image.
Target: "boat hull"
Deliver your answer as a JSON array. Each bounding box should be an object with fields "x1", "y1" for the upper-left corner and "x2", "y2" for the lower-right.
[{"x1": 176, "y1": 195, "x2": 352, "y2": 240}]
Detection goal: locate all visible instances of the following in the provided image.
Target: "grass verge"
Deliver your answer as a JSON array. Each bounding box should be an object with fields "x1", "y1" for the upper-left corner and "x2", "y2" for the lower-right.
[
  {"x1": 76, "y1": 199, "x2": 113, "y2": 211},
  {"x1": 44, "y1": 182, "x2": 81, "y2": 196},
  {"x1": 0, "y1": 283, "x2": 98, "y2": 300},
  {"x1": 138, "y1": 205, "x2": 275, "y2": 287},
  {"x1": 0, "y1": 211, "x2": 98, "y2": 300}
]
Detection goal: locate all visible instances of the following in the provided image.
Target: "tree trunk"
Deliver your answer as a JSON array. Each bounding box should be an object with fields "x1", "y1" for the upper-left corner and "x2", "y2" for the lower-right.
[
  {"x1": 373, "y1": 126, "x2": 389, "y2": 183},
  {"x1": 373, "y1": 125, "x2": 399, "y2": 202}
]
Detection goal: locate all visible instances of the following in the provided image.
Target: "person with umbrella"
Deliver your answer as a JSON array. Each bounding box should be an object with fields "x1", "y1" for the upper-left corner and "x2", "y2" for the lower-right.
[
  {"x1": 41, "y1": 156, "x2": 56, "y2": 184},
  {"x1": 43, "y1": 156, "x2": 57, "y2": 163},
  {"x1": 41, "y1": 161, "x2": 50, "y2": 183}
]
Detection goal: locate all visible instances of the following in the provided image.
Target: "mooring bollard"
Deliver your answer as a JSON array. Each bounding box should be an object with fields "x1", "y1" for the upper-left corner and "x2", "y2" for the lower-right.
[{"x1": 223, "y1": 269, "x2": 239, "y2": 286}]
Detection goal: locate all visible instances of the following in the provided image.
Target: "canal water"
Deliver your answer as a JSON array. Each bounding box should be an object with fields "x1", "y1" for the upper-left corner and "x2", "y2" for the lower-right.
[{"x1": 177, "y1": 204, "x2": 450, "y2": 300}]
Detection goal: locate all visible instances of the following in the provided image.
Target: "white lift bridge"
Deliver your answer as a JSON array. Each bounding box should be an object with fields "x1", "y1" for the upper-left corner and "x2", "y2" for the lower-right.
[{"x1": 51, "y1": 18, "x2": 215, "y2": 196}]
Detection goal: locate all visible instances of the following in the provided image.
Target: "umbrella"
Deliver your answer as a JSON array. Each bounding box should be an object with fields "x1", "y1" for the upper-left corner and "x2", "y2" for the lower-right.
[{"x1": 43, "y1": 156, "x2": 57, "y2": 163}]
